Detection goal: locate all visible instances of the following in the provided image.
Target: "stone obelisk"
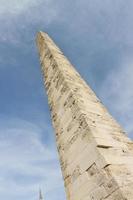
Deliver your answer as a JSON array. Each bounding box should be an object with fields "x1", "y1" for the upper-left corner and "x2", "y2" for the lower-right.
[{"x1": 36, "y1": 31, "x2": 133, "y2": 200}]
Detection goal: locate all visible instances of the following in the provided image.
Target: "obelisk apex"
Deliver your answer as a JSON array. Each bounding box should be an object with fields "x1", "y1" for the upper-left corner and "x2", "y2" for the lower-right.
[{"x1": 36, "y1": 31, "x2": 133, "y2": 200}]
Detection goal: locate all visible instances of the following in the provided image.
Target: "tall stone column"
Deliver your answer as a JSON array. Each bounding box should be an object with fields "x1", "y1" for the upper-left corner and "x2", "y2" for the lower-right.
[{"x1": 36, "y1": 31, "x2": 133, "y2": 200}]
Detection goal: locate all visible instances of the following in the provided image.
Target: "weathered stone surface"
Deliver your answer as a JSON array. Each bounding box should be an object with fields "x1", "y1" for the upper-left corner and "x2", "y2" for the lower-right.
[{"x1": 36, "y1": 31, "x2": 133, "y2": 200}]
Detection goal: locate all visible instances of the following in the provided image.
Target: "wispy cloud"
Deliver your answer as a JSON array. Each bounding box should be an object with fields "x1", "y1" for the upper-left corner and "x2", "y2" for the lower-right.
[
  {"x1": 0, "y1": 0, "x2": 40, "y2": 15},
  {"x1": 0, "y1": 0, "x2": 59, "y2": 45},
  {"x1": 0, "y1": 117, "x2": 65, "y2": 200},
  {"x1": 100, "y1": 59, "x2": 133, "y2": 137}
]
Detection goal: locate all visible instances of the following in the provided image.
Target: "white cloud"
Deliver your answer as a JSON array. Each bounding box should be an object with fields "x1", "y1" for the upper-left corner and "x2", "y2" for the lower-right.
[
  {"x1": 100, "y1": 59, "x2": 133, "y2": 137},
  {"x1": 0, "y1": 0, "x2": 40, "y2": 15},
  {"x1": 0, "y1": 0, "x2": 59, "y2": 45},
  {"x1": 0, "y1": 118, "x2": 64, "y2": 200}
]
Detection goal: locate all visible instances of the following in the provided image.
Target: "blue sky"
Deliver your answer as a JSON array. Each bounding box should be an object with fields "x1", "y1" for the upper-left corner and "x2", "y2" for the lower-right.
[{"x1": 0, "y1": 0, "x2": 133, "y2": 199}]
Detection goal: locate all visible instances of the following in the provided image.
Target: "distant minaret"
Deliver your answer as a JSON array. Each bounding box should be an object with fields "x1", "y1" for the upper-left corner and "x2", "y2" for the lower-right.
[{"x1": 39, "y1": 189, "x2": 43, "y2": 200}]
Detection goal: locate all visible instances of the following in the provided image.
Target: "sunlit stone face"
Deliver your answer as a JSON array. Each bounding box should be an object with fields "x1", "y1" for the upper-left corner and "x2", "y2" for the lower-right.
[{"x1": 37, "y1": 31, "x2": 133, "y2": 200}]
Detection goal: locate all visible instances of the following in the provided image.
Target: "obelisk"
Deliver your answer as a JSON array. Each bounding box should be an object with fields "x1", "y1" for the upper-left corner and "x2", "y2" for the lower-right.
[{"x1": 36, "y1": 31, "x2": 133, "y2": 200}]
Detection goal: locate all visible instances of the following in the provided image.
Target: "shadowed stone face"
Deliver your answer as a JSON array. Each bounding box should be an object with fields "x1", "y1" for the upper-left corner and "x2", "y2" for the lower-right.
[{"x1": 36, "y1": 31, "x2": 133, "y2": 200}]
